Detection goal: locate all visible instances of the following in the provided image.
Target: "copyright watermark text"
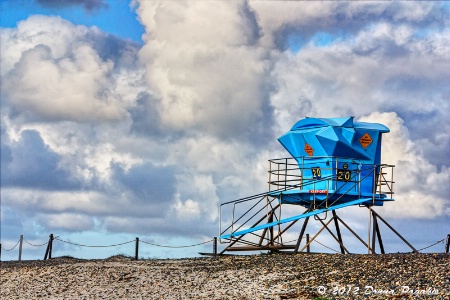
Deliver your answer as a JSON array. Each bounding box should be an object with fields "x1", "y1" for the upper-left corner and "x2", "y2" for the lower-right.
[{"x1": 316, "y1": 285, "x2": 440, "y2": 297}]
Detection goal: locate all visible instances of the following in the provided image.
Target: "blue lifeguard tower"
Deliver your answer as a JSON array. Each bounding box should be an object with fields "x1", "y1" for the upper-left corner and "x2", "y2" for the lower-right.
[{"x1": 218, "y1": 117, "x2": 417, "y2": 254}]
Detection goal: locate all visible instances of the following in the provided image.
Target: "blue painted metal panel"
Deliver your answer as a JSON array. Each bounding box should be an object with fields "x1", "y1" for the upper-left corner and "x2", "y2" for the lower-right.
[{"x1": 280, "y1": 117, "x2": 389, "y2": 164}]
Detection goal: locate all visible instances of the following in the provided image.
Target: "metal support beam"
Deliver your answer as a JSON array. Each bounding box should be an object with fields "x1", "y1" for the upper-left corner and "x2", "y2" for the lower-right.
[
  {"x1": 220, "y1": 204, "x2": 280, "y2": 254},
  {"x1": 272, "y1": 209, "x2": 309, "y2": 242},
  {"x1": 298, "y1": 217, "x2": 334, "y2": 253},
  {"x1": 335, "y1": 215, "x2": 373, "y2": 253},
  {"x1": 254, "y1": 232, "x2": 284, "y2": 246},
  {"x1": 373, "y1": 213, "x2": 385, "y2": 254},
  {"x1": 223, "y1": 245, "x2": 296, "y2": 252},
  {"x1": 332, "y1": 211, "x2": 345, "y2": 254},
  {"x1": 294, "y1": 217, "x2": 310, "y2": 253},
  {"x1": 258, "y1": 209, "x2": 273, "y2": 246},
  {"x1": 370, "y1": 209, "x2": 418, "y2": 253},
  {"x1": 273, "y1": 218, "x2": 299, "y2": 241},
  {"x1": 268, "y1": 209, "x2": 274, "y2": 248},
  {"x1": 221, "y1": 198, "x2": 374, "y2": 239},
  {"x1": 318, "y1": 217, "x2": 350, "y2": 254},
  {"x1": 371, "y1": 211, "x2": 377, "y2": 254}
]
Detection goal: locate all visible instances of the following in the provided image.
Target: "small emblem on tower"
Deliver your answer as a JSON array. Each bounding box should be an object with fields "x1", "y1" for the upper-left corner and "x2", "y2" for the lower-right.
[
  {"x1": 304, "y1": 143, "x2": 314, "y2": 156},
  {"x1": 359, "y1": 132, "x2": 373, "y2": 149}
]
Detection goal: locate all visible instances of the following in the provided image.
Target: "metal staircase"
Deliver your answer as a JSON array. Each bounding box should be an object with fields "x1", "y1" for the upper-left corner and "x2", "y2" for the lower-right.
[{"x1": 218, "y1": 157, "x2": 404, "y2": 254}]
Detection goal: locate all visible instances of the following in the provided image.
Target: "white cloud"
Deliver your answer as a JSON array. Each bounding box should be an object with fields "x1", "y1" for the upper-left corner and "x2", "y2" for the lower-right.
[
  {"x1": 359, "y1": 112, "x2": 450, "y2": 219},
  {"x1": 2, "y1": 189, "x2": 109, "y2": 214},
  {"x1": 175, "y1": 174, "x2": 220, "y2": 222},
  {"x1": 1, "y1": 15, "x2": 143, "y2": 122},
  {"x1": 38, "y1": 213, "x2": 95, "y2": 231},
  {"x1": 137, "y1": 0, "x2": 272, "y2": 138},
  {"x1": 3, "y1": 43, "x2": 124, "y2": 121},
  {"x1": 1, "y1": 15, "x2": 88, "y2": 76},
  {"x1": 173, "y1": 197, "x2": 201, "y2": 221}
]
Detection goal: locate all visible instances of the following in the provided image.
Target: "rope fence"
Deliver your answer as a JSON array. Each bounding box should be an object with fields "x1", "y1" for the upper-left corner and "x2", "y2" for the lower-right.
[
  {"x1": 55, "y1": 237, "x2": 135, "y2": 248},
  {"x1": 313, "y1": 239, "x2": 341, "y2": 253},
  {"x1": 1, "y1": 234, "x2": 449, "y2": 262},
  {"x1": 1, "y1": 238, "x2": 21, "y2": 252},
  {"x1": 0, "y1": 234, "x2": 218, "y2": 262},
  {"x1": 23, "y1": 238, "x2": 49, "y2": 247},
  {"x1": 417, "y1": 238, "x2": 446, "y2": 252},
  {"x1": 140, "y1": 239, "x2": 214, "y2": 248}
]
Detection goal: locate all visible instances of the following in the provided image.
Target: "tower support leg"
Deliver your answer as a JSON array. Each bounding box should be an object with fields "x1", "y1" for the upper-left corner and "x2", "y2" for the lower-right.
[
  {"x1": 335, "y1": 215, "x2": 373, "y2": 252},
  {"x1": 268, "y1": 210, "x2": 275, "y2": 250},
  {"x1": 373, "y1": 213, "x2": 385, "y2": 254},
  {"x1": 371, "y1": 211, "x2": 377, "y2": 254},
  {"x1": 370, "y1": 209, "x2": 418, "y2": 253},
  {"x1": 294, "y1": 217, "x2": 310, "y2": 253},
  {"x1": 298, "y1": 217, "x2": 334, "y2": 253},
  {"x1": 317, "y1": 217, "x2": 349, "y2": 254},
  {"x1": 332, "y1": 210, "x2": 345, "y2": 254}
]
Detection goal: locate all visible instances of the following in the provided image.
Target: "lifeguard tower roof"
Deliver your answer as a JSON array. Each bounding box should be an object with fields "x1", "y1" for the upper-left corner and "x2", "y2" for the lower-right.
[{"x1": 278, "y1": 116, "x2": 389, "y2": 165}]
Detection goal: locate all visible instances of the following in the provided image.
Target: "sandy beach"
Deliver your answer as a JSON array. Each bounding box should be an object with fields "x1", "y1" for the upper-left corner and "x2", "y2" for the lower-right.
[{"x1": 1, "y1": 253, "x2": 449, "y2": 299}]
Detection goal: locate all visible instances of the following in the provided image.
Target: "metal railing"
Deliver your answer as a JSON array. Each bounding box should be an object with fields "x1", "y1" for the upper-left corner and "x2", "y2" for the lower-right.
[{"x1": 268, "y1": 156, "x2": 395, "y2": 198}]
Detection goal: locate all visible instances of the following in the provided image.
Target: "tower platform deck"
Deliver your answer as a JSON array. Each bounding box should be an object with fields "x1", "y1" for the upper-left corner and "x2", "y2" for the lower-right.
[{"x1": 269, "y1": 189, "x2": 394, "y2": 207}]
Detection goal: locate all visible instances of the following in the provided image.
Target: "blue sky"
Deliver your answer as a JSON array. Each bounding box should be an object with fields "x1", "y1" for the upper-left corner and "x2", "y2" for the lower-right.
[
  {"x1": 0, "y1": 0, "x2": 144, "y2": 43},
  {"x1": 1, "y1": 0, "x2": 449, "y2": 261}
]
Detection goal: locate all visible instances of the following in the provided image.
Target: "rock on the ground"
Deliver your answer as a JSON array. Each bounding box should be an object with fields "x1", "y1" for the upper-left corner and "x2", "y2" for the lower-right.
[{"x1": 1, "y1": 253, "x2": 449, "y2": 299}]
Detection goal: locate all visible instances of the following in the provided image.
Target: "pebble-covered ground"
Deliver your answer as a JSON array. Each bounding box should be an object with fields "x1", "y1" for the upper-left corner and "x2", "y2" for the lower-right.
[{"x1": 1, "y1": 253, "x2": 448, "y2": 299}]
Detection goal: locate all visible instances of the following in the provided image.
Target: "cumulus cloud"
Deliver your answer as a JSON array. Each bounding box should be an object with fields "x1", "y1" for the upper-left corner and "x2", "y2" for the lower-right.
[
  {"x1": 269, "y1": 25, "x2": 450, "y2": 132},
  {"x1": 1, "y1": 129, "x2": 79, "y2": 190},
  {"x1": 250, "y1": 1, "x2": 447, "y2": 50},
  {"x1": 137, "y1": 0, "x2": 274, "y2": 141},
  {"x1": 2, "y1": 15, "x2": 88, "y2": 75},
  {"x1": 38, "y1": 213, "x2": 95, "y2": 231},
  {"x1": 359, "y1": 112, "x2": 450, "y2": 219},
  {"x1": 173, "y1": 197, "x2": 201, "y2": 221},
  {"x1": 3, "y1": 44, "x2": 124, "y2": 122},
  {"x1": 1, "y1": 15, "x2": 141, "y2": 122},
  {"x1": 174, "y1": 174, "x2": 219, "y2": 221}
]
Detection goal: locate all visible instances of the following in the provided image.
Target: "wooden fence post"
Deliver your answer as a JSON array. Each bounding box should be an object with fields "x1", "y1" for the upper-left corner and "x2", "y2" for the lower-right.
[
  {"x1": 44, "y1": 234, "x2": 54, "y2": 260},
  {"x1": 49, "y1": 234, "x2": 53, "y2": 259},
  {"x1": 135, "y1": 237, "x2": 139, "y2": 260},
  {"x1": 445, "y1": 234, "x2": 450, "y2": 254},
  {"x1": 18, "y1": 235, "x2": 23, "y2": 262},
  {"x1": 213, "y1": 237, "x2": 217, "y2": 256},
  {"x1": 306, "y1": 234, "x2": 310, "y2": 253}
]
